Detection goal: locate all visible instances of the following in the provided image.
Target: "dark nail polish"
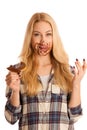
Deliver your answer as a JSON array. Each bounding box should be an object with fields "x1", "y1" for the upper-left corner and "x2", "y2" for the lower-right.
[
  {"x1": 70, "y1": 65, "x2": 73, "y2": 68},
  {"x1": 76, "y1": 58, "x2": 78, "y2": 61},
  {"x1": 73, "y1": 66, "x2": 75, "y2": 68},
  {"x1": 83, "y1": 58, "x2": 85, "y2": 61}
]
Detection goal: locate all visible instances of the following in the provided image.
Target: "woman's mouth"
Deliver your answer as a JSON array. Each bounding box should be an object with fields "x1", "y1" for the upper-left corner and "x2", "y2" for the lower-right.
[{"x1": 39, "y1": 45, "x2": 48, "y2": 52}]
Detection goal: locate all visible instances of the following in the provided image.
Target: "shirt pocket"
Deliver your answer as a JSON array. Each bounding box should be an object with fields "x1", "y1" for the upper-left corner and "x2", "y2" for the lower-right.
[{"x1": 51, "y1": 87, "x2": 70, "y2": 123}]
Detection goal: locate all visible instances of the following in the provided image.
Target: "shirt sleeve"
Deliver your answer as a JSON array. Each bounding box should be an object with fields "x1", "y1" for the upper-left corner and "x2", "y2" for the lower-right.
[
  {"x1": 67, "y1": 92, "x2": 82, "y2": 123},
  {"x1": 68, "y1": 104, "x2": 82, "y2": 123},
  {"x1": 4, "y1": 87, "x2": 22, "y2": 124}
]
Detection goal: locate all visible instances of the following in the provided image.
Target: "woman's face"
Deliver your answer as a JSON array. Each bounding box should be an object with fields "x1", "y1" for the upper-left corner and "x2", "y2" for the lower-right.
[{"x1": 31, "y1": 21, "x2": 53, "y2": 56}]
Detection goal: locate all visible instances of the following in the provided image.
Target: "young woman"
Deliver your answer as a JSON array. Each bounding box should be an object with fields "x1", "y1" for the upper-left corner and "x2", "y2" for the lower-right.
[{"x1": 5, "y1": 12, "x2": 87, "y2": 130}]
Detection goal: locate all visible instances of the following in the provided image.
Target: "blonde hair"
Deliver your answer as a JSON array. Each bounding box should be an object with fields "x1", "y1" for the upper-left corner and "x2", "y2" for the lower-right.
[{"x1": 19, "y1": 12, "x2": 73, "y2": 96}]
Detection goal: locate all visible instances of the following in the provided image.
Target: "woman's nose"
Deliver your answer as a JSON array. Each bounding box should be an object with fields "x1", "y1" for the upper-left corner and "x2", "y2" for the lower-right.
[{"x1": 40, "y1": 35, "x2": 46, "y2": 44}]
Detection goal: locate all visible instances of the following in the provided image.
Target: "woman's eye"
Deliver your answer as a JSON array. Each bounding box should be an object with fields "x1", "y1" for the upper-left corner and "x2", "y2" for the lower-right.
[
  {"x1": 33, "y1": 33, "x2": 40, "y2": 36},
  {"x1": 46, "y1": 33, "x2": 52, "y2": 36}
]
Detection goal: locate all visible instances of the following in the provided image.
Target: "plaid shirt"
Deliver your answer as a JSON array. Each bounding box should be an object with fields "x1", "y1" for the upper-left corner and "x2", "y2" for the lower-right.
[{"x1": 5, "y1": 73, "x2": 82, "y2": 130}]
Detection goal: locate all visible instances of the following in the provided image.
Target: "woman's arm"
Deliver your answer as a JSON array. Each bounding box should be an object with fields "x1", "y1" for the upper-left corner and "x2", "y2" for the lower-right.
[
  {"x1": 5, "y1": 72, "x2": 21, "y2": 124},
  {"x1": 9, "y1": 90, "x2": 20, "y2": 107},
  {"x1": 5, "y1": 72, "x2": 20, "y2": 106},
  {"x1": 69, "y1": 59, "x2": 86, "y2": 108}
]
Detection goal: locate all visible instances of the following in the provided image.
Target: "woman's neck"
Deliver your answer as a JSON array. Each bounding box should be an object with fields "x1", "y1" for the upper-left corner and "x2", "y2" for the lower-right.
[
  {"x1": 37, "y1": 54, "x2": 51, "y2": 67},
  {"x1": 36, "y1": 54, "x2": 52, "y2": 76}
]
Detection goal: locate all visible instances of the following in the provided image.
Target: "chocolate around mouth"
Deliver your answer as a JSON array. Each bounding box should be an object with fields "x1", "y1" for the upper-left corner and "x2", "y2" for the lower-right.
[
  {"x1": 7, "y1": 62, "x2": 26, "y2": 73},
  {"x1": 36, "y1": 44, "x2": 49, "y2": 52}
]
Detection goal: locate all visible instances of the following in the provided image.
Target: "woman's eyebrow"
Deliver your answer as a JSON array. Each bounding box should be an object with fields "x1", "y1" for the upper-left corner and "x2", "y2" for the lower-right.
[{"x1": 33, "y1": 30, "x2": 52, "y2": 33}]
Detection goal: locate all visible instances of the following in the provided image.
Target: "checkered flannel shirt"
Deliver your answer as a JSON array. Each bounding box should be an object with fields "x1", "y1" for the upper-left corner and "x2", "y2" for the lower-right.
[{"x1": 5, "y1": 73, "x2": 82, "y2": 130}]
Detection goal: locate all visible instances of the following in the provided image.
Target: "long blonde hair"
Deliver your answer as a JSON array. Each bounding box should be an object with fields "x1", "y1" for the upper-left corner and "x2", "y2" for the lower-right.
[{"x1": 19, "y1": 12, "x2": 73, "y2": 96}]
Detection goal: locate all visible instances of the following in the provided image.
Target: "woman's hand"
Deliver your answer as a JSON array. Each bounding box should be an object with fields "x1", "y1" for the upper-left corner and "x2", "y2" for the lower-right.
[
  {"x1": 5, "y1": 72, "x2": 20, "y2": 93},
  {"x1": 72, "y1": 59, "x2": 87, "y2": 87}
]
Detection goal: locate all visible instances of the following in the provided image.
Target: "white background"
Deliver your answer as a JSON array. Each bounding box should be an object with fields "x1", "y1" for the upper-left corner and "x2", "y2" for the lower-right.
[{"x1": 0, "y1": 0, "x2": 87, "y2": 130}]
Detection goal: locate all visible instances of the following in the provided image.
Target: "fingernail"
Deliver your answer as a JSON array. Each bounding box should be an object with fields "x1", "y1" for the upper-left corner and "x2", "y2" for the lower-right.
[
  {"x1": 76, "y1": 58, "x2": 78, "y2": 61},
  {"x1": 83, "y1": 58, "x2": 85, "y2": 61},
  {"x1": 73, "y1": 66, "x2": 75, "y2": 68},
  {"x1": 70, "y1": 65, "x2": 73, "y2": 68}
]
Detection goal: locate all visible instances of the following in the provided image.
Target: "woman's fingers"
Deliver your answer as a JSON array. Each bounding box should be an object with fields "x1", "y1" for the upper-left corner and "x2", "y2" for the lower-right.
[{"x1": 5, "y1": 72, "x2": 20, "y2": 88}]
